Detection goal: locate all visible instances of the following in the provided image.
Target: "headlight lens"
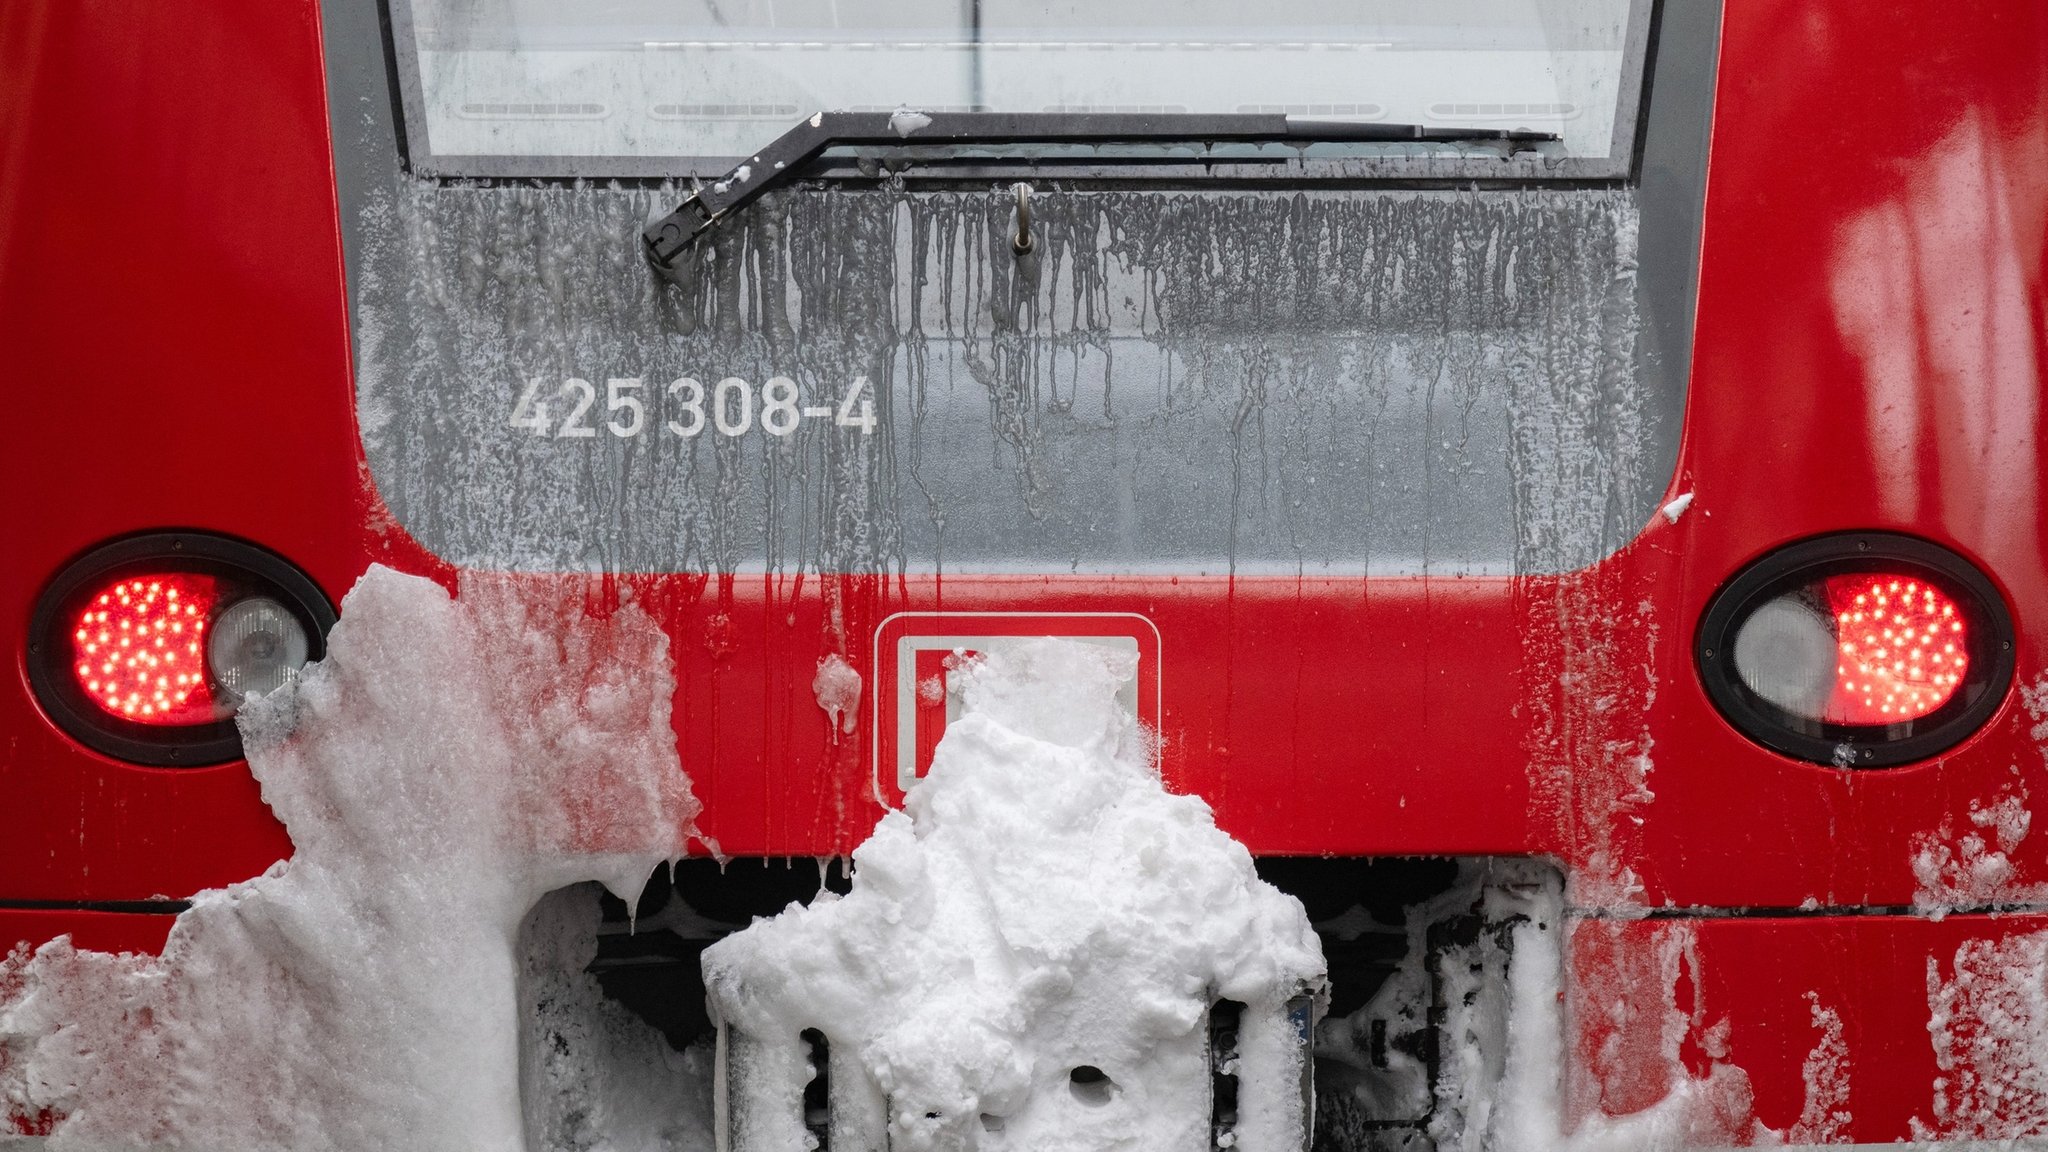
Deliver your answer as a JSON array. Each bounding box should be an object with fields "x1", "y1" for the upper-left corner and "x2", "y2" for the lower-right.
[{"x1": 208, "y1": 597, "x2": 312, "y2": 702}]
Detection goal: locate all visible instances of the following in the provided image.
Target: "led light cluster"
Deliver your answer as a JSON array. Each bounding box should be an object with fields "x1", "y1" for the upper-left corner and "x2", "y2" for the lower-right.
[
  {"x1": 1824, "y1": 574, "x2": 1967, "y2": 725},
  {"x1": 70, "y1": 575, "x2": 220, "y2": 725}
]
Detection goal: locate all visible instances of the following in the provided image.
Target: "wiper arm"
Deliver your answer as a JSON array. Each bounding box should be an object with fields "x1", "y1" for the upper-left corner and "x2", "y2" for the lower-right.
[{"x1": 642, "y1": 110, "x2": 1557, "y2": 275}]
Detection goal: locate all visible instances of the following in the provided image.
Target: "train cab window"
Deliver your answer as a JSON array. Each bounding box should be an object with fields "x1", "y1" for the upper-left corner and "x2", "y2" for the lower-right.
[
  {"x1": 335, "y1": 0, "x2": 1708, "y2": 581},
  {"x1": 390, "y1": 0, "x2": 1647, "y2": 178}
]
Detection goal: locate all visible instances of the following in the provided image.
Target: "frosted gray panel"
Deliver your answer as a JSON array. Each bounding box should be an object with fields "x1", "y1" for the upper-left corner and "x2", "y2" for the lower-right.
[{"x1": 352, "y1": 184, "x2": 1658, "y2": 576}]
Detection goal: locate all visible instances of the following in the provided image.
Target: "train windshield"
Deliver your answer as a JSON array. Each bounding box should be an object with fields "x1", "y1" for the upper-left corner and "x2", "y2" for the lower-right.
[{"x1": 394, "y1": 0, "x2": 1644, "y2": 176}]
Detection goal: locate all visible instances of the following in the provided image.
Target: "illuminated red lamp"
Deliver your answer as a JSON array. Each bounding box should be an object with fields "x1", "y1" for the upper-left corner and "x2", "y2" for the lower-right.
[
  {"x1": 67, "y1": 573, "x2": 222, "y2": 726},
  {"x1": 1700, "y1": 533, "x2": 2013, "y2": 768},
  {"x1": 30, "y1": 533, "x2": 336, "y2": 767},
  {"x1": 1821, "y1": 574, "x2": 1966, "y2": 725}
]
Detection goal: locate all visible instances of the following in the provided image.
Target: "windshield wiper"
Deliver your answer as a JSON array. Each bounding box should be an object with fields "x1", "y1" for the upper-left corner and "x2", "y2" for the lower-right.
[{"x1": 642, "y1": 110, "x2": 1557, "y2": 275}]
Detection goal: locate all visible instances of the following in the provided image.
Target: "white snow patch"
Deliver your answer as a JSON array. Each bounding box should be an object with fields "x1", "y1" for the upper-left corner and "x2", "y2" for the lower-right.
[
  {"x1": 704, "y1": 637, "x2": 1324, "y2": 1151},
  {"x1": 1788, "y1": 993, "x2": 1850, "y2": 1144},
  {"x1": 1912, "y1": 676, "x2": 2048, "y2": 917},
  {"x1": 0, "y1": 566, "x2": 699, "y2": 1150},
  {"x1": 2025, "y1": 676, "x2": 2048, "y2": 744},
  {"x1": 1915, "y1": 931, "x2": 2048, "y2": 1139},
  {"x1": 1879, "y1": 679, "x2": 2048, "y2": 1140},
  {"x1": 890, "y1": 107, "x2": 933, "y2": 137},
  {"x1": 1902, "y1": 677, "x2": 2048, "y2": 1138},
  {"x1": 1658, "y1": 491, "x2": 1693, "y2": 523},
  {"x1": 813, "y1": 652, "x2": 862, "y2": 738},
  {"x1": 1913, "y1": 787, "x2": 2046, "y2": 917}
]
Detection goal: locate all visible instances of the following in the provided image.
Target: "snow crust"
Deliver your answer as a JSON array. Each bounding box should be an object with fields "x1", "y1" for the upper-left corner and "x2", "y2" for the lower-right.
[
  {"x1": 0, "y1": 566, "x2": 698, "y2": 1150},
  {"x1": 812, "y1": 652, "x2": 862, "y2": 738},
  {"x1": 703, "y1": 637, "x2": 1324, "y2": 1151},
  {"x1": 1918, "y1": 931, "x2": 2048, "y2": 1140},
  {"x1": 358, "y1": 173, "x2": 1657, "y2": 578},
  {"x1": 1913, "y1": 679, "x2": 2048, "y2": 918},
  {"x1": 1789, "y1": 993, "x2": 1850, "y2": 1144},
  {"x1": 1912, "y1": 787, "x2": 2045, "y2": 916},
  {"x1": 889, "y1": 107, "x2": 933, "y2": 137},
  {"x1": 1659, "y1": 491, "x2": 1694, "y2": 523}
]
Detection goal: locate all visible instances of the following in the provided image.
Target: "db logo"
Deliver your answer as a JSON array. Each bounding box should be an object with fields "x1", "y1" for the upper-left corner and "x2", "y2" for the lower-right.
[{"x1": 870, "y1": 613, "x2": 1162, "y2": 798}]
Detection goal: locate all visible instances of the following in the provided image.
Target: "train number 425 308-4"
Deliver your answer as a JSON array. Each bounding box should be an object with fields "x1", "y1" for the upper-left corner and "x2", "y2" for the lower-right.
[{"x1": 508, "y1": 375, "x2": 877, "y2": 439}]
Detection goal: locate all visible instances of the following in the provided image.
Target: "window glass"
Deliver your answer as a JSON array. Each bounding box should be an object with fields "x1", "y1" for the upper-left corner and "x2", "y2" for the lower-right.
[{"x1": 401, "y1": 0, "x2": 1639, "y2": 170}]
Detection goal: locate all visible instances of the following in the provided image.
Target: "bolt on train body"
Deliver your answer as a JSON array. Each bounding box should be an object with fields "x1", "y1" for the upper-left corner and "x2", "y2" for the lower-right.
[{"x1": 5, "y1": 1, "x2": 2048, "y2": 1147}]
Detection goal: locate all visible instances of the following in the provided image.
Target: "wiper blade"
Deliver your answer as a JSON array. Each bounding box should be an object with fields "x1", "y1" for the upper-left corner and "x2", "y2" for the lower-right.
[{"x1": 642, "y1": 110, "x2": 1557, "y2": 274}]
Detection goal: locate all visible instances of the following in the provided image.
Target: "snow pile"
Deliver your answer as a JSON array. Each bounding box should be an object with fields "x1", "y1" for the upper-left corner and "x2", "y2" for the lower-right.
[
  {"x1": 703, "y1": 637, "x2": 1324, "y2": 1151},
  {"x1": 0, "y1": 566, "x2": 698, "y2": 1150}
]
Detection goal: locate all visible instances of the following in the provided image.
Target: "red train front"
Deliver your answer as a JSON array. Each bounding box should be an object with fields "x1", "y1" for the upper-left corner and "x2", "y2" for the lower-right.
[{"x1": 5, "y1": 1, "x2": 2048, "y2": 1147}]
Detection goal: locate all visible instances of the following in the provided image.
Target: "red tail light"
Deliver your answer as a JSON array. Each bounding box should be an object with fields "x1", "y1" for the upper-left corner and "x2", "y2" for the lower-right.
[
  {"x1": 71, "y1": 574, "x2": 221, "y2": 725},
  {"x1": 1700, "y1": 534, "x2": 2013, "y2": 768},
  {"x1": 30, "y1": 534, "x2": 334, "y2": 766},
  {"x1": 1822, "y1": 574, "x2": 1967, "y2": 724}
]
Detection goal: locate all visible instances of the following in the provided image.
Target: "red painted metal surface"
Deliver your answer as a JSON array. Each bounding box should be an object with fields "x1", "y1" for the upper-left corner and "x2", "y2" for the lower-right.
[
  {"x1": 1572, "y1": 912, "x2": 2048, "y2": 1143},
  {"x1": 0, "y1": 0, "x2": 452, "y2": 904},
  {"x1": 2, "y1": 0, "x2": 2046, "y2": 1144},
  {"x1": 2, "y1": 1, "x2": 336, "y2": 904},
  {"x1": 1634, "y1": 0, "x2": 2048, "y2": 911}
]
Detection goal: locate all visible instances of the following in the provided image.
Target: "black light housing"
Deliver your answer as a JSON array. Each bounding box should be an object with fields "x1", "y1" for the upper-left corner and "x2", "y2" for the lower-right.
[
  {"x1": 26, "y1": 533, "x2": 336, "y2": 766},
  {"x1": 1697, "y1": 532, "x2": 2014, "y2": 768}
]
